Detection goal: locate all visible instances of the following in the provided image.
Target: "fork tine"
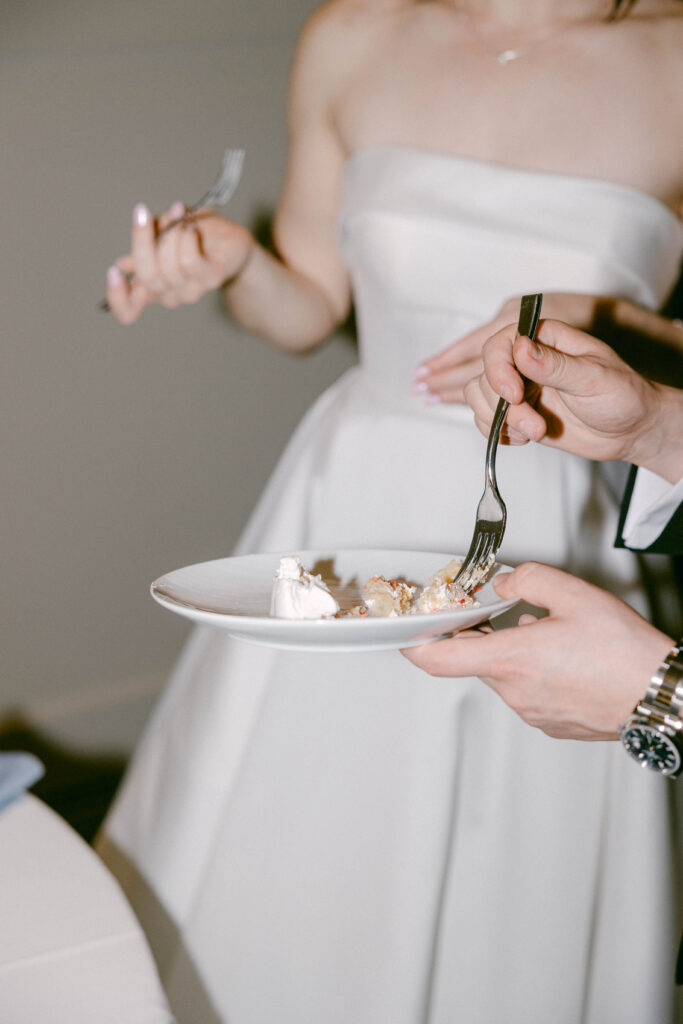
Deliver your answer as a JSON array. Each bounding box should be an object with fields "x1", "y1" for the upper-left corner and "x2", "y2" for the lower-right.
[
  {"x1": 457, "y1": 528, "x2": 503, "y2": 592},
  {"x1": 471, "y1": 532, "x2": 488, "y2": 567},
  {"x1": 198, "y1": 147, "x2": 246, "y2": 208},
  {"x1": 465, "y1": 536, "x2": 492, "y2": 588},
  {"x1": 459, "y1": 533, "x2": 484, "y2": 576},
  {"x1": 455, "y1": 537, "x2": 483, "y2": 587},
  {"x1": 479, "y1": 533, "x2": 496, "y2": 566}
]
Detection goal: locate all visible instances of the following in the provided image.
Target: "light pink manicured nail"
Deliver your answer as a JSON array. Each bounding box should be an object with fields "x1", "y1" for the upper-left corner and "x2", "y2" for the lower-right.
[
  {"x1": 169, "y1": 201, "x2": 185, "y2": 220},
  {"x1": 413, "y1": 364, "x2": 430, "y2": 380},
  {"x1": 133, "y1": 203, "x2": 150, "y2": 227},
  {"x1": 425, "y1": 393, "x2": 442, "y2": 406},
  {"x1": 410, "y1": 381, "x2": 429, "y2": 395},
  {"x1": 107, "y1": 264, "x2": 124, "y2": 287}
]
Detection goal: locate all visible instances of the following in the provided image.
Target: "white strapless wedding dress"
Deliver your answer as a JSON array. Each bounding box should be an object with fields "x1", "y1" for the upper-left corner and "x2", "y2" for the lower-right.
[{"x1": 99, "y1": 148, "x2": 683, "y2": 1024}]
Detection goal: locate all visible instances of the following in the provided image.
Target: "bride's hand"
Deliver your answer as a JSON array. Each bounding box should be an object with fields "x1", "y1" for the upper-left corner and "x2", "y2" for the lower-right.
[
  {"x1": 412, "y1": 294, "x2": 608, "y2": 404},
  {"x1": 105, "y1": 203, "x2": 255, "y2": 324}
]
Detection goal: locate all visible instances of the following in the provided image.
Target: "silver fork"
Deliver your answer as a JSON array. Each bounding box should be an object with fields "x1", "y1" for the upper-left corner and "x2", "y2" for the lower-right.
[
  {"x1": 453, "y1": 293, "x2": 543, "y2": 593},
  {"x1": 100, "y1": 146, "x2": 245, "y2": 311}
]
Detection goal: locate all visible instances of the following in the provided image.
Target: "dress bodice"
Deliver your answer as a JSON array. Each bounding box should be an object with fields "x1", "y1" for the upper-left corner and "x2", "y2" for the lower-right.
[{"x1": 338, "y1": 146, "x2": 683, "y2": 395}]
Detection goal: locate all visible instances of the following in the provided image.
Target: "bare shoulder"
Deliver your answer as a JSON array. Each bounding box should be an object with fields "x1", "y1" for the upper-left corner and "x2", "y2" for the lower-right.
[
  {"x1": 614, "y1": 2, "x2": 683, "y2": 116},
  {"x1": 636, "y1": 2, "x2": 683, "y2": 112},
  {"x1": 637, "y1": 1, "x2": 683, "y2": 211},
  {"x1": 293, "y1": 0, "x2": 413, "y2": 86},
  {"x1": 629, "y1": 0, "x2": 683, "y2": 41}
]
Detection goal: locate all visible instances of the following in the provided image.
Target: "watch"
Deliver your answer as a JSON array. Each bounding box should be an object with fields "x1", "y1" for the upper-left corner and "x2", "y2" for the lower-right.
[{"x1": 619, "y1": 639, "x2": 683, "y2": 778}]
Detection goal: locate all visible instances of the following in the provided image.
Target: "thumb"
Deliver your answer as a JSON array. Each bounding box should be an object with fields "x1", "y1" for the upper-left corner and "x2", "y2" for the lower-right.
[
  {"x1": 513, "y1": 334, "x2": 594, "y2": 397},
  {"x1": 493, "y1": 561, "x2": 588, "y2": 611}
]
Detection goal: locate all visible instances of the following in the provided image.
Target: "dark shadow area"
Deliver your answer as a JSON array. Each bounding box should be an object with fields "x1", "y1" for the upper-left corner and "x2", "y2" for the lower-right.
[
  {"x1": 96, "y1": 836, "x2": 222, "y2": 1024},
  {"x1": 594, "y1": 265, "x2": 683, "y2": 632},
  {"x1": 0, "y1": 714, "x2": 126, "y2": 844},
  {"x1": 661, "y1": 266, "x2": 683, "y2": 632},
  {"x1": 592, "y1": 269, "x2": 683, "y2": 388}
]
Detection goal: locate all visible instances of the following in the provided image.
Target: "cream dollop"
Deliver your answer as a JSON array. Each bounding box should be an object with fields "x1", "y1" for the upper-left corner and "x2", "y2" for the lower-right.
[{"x1": 269, "y1": 556, "x2": 340, "y2": 619}]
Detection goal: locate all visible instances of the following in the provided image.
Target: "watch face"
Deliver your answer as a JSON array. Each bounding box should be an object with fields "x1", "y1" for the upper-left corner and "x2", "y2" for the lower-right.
[{"x1": 622, "y1": 724, "x2": 682, "y2": 776}]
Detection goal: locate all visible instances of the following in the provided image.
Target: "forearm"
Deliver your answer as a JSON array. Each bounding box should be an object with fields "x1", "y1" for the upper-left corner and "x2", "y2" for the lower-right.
[
  {"x1": 222, "y1": 240, "x2": 345, "y2": 353},
  {"x1": 627, "y1": 383, "x2": 683, "y2": 484},
  {"x1": 593, "y1": 297, "x2": 683, "y2": 387},
  {"x1": 605, "y1": 298, "x2": 683, "y2": 351}
]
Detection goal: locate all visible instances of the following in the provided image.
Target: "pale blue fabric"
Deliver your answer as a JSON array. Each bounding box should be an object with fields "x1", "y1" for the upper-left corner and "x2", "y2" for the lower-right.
[{"x1": 0, "y1": 753, "x2": 44, "y2": 814}]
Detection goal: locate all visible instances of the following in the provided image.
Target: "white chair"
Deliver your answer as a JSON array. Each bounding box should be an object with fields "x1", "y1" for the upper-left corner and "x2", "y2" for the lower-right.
[{"x1": 0, "y1": 794, "x2": 174, "y2": 1023}]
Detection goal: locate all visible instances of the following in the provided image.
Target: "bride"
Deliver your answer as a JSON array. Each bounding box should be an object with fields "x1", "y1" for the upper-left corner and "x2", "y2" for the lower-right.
[{"x1": 102, "y1": 2, "x2": 683, "y2": 1022}]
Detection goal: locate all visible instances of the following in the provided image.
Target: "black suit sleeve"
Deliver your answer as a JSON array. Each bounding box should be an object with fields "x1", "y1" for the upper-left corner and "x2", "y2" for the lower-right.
[{"x1": 615, "y1": 466, "x2": 683, "y2": 555}]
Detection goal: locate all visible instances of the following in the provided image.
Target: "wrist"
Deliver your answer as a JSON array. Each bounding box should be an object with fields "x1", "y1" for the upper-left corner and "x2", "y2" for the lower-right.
[
  {"x1": 614, "y1": 630, "x2": 674, "y2": 725},
  {"x1": 220, "y1": 231, "x2": 257, "y2": 293},
  {"x1": 626, "y1": 383, "x2": 683, "y2": 484}
]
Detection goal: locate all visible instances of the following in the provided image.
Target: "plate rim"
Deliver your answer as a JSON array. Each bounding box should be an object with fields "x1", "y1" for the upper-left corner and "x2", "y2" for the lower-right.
[{"x1": 150, "y1": 547, "x2": 518, "y2": 628}]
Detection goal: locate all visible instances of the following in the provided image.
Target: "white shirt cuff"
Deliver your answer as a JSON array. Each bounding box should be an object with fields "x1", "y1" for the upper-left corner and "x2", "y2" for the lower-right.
[{"x1": 621, "y1": 468, "x2": 683, "y2": 549}]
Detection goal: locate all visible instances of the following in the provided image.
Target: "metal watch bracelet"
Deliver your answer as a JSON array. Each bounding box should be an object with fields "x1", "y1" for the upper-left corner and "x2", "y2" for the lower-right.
[
  {"x1": 620, "y1": 639, "x2": 683, "y2": 777},
  {"x1": 643, "y1": 639, "x2": 683, "y2": 721}
]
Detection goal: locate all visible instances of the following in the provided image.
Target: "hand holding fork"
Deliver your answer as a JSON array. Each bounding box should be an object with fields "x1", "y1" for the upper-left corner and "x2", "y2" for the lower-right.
[{"x1": 102, "y1": 147, "x2": 246, "y2": 316}]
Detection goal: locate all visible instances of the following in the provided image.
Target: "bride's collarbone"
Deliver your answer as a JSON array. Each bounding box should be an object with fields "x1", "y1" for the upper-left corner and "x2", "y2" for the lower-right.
[{"x1": 335, "y1": 74, "x2": 679, "y2": 207}]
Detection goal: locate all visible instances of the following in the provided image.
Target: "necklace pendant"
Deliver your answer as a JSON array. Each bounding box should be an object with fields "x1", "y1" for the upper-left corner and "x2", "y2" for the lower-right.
[{"x1": 497, "y1": 48, "x2": 520, "y2": 66}]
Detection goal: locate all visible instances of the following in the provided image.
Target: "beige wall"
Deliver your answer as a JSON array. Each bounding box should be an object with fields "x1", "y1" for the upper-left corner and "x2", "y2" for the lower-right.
[{"x1": 2, "y1": 0, "x2": 356, "y2": 751}]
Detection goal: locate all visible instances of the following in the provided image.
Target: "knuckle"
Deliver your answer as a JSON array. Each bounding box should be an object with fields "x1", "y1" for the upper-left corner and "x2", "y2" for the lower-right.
[
  {"x1": 178, "y1": 250, "x2": 199, "y2": 275},
  {"x1": 134, "y1": 267, "x2": 158, "y2": 292}
]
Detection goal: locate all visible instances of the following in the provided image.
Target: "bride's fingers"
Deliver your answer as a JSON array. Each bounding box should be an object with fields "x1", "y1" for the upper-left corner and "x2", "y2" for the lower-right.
[
  {"x1": 105, "y1": 265, "x2": 149, "y2": 324},
  {"x1": 157, "y1": 201, "x2": 186, "y2": 233},
  {"x1": 130, "y1": 203, "x2": 160, "y2": 291},
  {"x1": 157, "y1": 224, "x2": 190, "y2": 295},
  {"x1": 175, "y1": 227, "x2": 209, "y2": 299},
  {"x1": 414, "y1": 342, "x2": 462, "y2": 378},
  {"x1": 116, "y1": 253, "x2": 134, "y2": 275},
  {"x1": 166, "y1": 227, "x2": 209, "y2": 303},
  {"x1": 419, "y1": 359, "x2": 484, "y2": 401},
  {"x1": 414, "y1": 324, "x2": 493, "y2": 379}
]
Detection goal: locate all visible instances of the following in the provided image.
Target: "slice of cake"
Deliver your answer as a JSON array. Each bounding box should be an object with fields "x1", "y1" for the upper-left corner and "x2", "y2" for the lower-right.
[
  {"x1": 416, "y1": 558, "x2": 477, "y2": 612},
  {"x1": 361, "y1": 576, "x2": 416, "y2": 617}
]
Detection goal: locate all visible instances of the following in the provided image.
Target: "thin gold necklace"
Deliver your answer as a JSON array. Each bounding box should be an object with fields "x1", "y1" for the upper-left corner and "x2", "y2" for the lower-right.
[{"x1": 459, "y1": 4, "x2": 610, "y2": 66}]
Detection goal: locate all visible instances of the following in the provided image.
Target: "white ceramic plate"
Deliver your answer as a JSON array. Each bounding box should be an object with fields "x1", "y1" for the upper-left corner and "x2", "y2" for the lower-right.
[{"x1": 151, "y1": 549, "x2": 519, "y2": 652}]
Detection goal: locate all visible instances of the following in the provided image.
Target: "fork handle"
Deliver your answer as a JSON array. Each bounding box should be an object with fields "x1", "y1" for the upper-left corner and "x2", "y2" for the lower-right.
[
  {"x1": 484, "y1": 293, "x2": 543, "y2": 489},
  {"x1": 518, "y1": 293, "x2": 543, "y2": 343},
  {"x1": 485, "y1": 397, "x2": 509, "y2": 490}
]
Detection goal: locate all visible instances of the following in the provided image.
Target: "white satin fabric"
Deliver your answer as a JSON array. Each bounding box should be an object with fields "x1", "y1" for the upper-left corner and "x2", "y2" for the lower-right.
[
  {"x1": 0, "y1": 796, "x2": 172, "y2": 1024},
  {"x1": 99, "y1": 147, "x2": 683, "y2": 1024}
]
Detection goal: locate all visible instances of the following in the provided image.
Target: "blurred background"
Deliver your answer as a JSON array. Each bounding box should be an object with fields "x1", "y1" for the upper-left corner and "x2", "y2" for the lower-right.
[{"x1": 2, "y1": 0, "x2": 357, "y2": 836}]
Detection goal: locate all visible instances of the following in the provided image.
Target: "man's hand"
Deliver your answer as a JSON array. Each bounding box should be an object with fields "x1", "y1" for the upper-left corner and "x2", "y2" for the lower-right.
[
  {"x1": 412, "y1": 293, "x2": 619, "y2": 405},
  {"x1": 464, "y1": 319, "x2": 683, "y2": 483},
  {"x1": 402, "y1": 563, "x2": 672, "y2": 741}
]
